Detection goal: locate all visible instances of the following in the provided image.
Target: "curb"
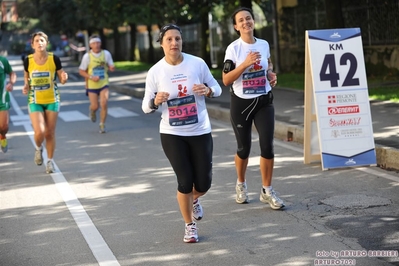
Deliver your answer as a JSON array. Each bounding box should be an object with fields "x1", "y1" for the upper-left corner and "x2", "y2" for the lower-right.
[{"x1": 110, "y1": 84, "x2": 399, "y2": 172}]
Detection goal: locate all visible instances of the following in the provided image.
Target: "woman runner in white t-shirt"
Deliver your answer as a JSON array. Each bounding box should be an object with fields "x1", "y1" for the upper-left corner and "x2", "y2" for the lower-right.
[
  {"x1": 142, "y1": 24, "x2": 222, "y2": 243},
  {"x1": 222, "y1": 7, "x2": 285, "y2": 210}
]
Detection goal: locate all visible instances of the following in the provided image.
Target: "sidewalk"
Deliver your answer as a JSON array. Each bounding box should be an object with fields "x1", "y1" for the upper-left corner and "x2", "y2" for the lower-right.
[{"x1": 104, "y1": 68, "x2": 399, "y2": 171}]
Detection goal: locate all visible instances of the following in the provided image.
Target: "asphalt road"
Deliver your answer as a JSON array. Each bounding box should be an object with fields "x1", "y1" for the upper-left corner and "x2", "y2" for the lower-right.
[{"x1": 0, "y1": 56, "x2": 398, "y2": 266}]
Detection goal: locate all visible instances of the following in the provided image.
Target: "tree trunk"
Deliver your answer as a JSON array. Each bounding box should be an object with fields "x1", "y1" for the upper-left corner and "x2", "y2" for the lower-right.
[
  {"x1": 325, "y1": 0, "x2": 344, "y2": 28},
  {"x1": 99, "y1": 29, "x2": 106, "y2": 50},
  {"x1": 113, "y1": 27, "x2": 123, "y2": 61},
  {"x1": 200, "y1": 8, "x2": 211, "y2": 66},
  {"x1": 271, "y1": 0, "x2": 280, "y2": 73},
  {"x1": 147, "y1": 24, "x2": 155, "y2": 64},
  {"x1": 129, "y1": 23, "x2": 137, "y2": 61}
]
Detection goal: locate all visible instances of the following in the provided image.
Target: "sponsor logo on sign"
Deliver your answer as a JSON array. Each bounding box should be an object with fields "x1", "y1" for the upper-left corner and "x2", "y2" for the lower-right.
[
  {"x1": 328, "y1": 105, "x2": 360, "y2": 115},
  {"x1": 329, "y1": 117, "x2": 361, "y2": 127},
  {"x1": 331, "y1": 128, "x2": 363, "y2": 138},
  {"x1": 345, "y1": 159, "x2": 356, "y2": 165},
  {"x1": 328, "y1": 94, "x2": 357, "y2": 104},
  {"x1": 328, "y1": 95, "x2": 336, "y2": 104},
  {"x1": 331, "y1": 130, "x2": 340, "y2": 138}
]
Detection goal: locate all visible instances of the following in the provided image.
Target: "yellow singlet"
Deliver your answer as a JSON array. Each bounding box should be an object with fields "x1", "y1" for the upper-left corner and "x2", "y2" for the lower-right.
[
  {"x1": 87, "y1": 51, "x2": 109, "y2": 89},
  {"x1": 27, "y1": 52, "x2": 60, "y2": 104}
]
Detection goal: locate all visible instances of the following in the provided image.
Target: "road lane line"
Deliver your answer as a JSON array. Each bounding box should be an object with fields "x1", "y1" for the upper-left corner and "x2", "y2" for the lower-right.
[{"x1": 10, "y1": 93, "x2": 120, "y2": 266}]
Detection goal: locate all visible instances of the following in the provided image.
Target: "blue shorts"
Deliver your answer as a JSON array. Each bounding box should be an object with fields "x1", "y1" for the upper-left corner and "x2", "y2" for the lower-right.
[{"x1": 86, "y1": 86, "x2": 109, "y2": 96}]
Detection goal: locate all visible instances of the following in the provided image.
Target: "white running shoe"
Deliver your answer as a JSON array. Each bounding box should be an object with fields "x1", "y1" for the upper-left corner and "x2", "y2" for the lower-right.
[
  {"x1": 192, "y1": 199, "x2": 203, "y2": 221},
  {"x1": 34, "y1": 147, "x2": 43, "y2": 166},
  {"x1": 236, "y1": 183, "x2": 249, "y2": 204},
  {"x1": 46, "y1": 160, "x2": 55, "y2": 174},
  {"x1": 183, "y1": 222, "x2": 198, "y2": 243},
  {"x1": 99, "y1": 123, "x2": 106, "y2": 133},
  {"x1": 260, "y1": 188, "x2": 285, "y2": 210},
  {"x1": 90, "y1": 109, "x2": 96, "y2": 123}
]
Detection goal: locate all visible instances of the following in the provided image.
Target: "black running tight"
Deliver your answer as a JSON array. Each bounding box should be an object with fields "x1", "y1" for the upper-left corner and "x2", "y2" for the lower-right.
[
  {"x1": 230, "y1": 91, "x2": 275, "y2": 159},
  {"x1": 160, "y1": 133, "x2": 213, "y2": 194}
]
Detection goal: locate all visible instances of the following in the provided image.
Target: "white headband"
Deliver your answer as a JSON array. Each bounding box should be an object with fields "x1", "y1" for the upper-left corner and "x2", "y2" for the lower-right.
[{"x1": 89, "y1": 37, "x2": 101, "y2": 44}]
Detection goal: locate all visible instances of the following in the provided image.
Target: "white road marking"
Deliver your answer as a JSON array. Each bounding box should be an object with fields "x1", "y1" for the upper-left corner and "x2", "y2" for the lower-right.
[
  {"x1": 10, "y1": 93, "x2": 120, "y2": 266},
  {"x1": 10, "y1": 114, "x2": 30, "y2": 122},
  {"x1": 58, "y1": 110, "x2": 89, "y2": 122},
  {"x1": 11, "y1": 108, "x2": 139, "y2": 124},
  {"x1": 107, "y1": 107, "x2": 139, "y2": 118}
]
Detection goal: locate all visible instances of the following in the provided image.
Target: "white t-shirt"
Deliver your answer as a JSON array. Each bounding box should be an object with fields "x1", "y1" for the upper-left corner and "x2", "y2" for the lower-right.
[
  {"x1": 224, "y1": 37, "x2": 272, "y2": 99},
  {"x1": 78, "y1": 50, "x2": 114, "y2": 70},
  {"x1": 142, "y1": 53, "x2": 222, "y2": 136}
]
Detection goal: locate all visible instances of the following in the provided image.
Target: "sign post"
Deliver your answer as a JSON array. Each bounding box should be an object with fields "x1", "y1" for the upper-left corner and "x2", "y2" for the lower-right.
[{"x1": 304, "y1": 28, "x2": 376, "y2": 170}]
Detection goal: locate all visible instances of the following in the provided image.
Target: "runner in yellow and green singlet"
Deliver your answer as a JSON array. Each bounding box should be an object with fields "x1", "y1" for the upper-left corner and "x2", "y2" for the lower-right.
[{"x1": 23, "y1": 31, "x2": 68, "y2": 174}]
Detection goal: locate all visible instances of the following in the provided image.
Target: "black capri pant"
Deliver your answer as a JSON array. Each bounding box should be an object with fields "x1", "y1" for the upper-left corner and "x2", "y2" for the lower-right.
[
  {"x1": 160, "y1": 133, "x2": 213, "y2": 194},
  {"x1": 230, "y1": 91, "x2": 275, "y2": 160}
]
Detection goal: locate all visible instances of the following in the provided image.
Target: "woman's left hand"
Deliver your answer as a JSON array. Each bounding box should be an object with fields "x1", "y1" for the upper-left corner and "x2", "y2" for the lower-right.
[
  {"x1": 193, "y1": 84, "x2": 208, "y2": 96},
  {"x1": 61, "y1": 71, "x2": 68, "y2": 84},
  {"x1": 268, "y1": 71, "x2": 277, "y2": 87}
]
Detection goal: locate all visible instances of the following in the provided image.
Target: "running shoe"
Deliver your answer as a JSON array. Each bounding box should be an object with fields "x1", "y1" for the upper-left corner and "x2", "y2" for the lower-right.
[
  {"x1": 0, "y1": 137, "x2": 8, "y2": 153},
  {"x1": 34, "y1": 147, "x2": 43, "y2": 165},
  {"x1": 46, "y1": 160, "x2": 55, "y2": 174},
  {"x1": 99, "y1": 123, "x2": 106, "y2": 133},
  {"x1": 236, "y1": 183, "x2": 249, "y2": 204},
  {"x1": 192, "y1": 199, "x2": 203, "y2": 221},
  {"x1": 260, "y1": 188, "x2": 285, "y2": 210},
  {"x1": 90, "y1": 108, "x2": 96, "y2": 122},
  {"x1": 183, "y1": 222, "x2": 198, "y2": 243}
]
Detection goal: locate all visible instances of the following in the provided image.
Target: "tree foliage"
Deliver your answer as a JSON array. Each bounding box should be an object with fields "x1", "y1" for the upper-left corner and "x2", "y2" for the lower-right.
[
  {"x1": 15, "y1": 0, "x2": 272, "y2": 64},
  {"x1": 17, "y1": 0, "x2": 83, "y2": 36}
]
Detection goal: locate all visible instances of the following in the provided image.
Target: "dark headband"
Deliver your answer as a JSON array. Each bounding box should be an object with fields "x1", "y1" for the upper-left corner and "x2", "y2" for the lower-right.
[{"x1": 157, "y1": 24, "x2": 182, "y2": 42}]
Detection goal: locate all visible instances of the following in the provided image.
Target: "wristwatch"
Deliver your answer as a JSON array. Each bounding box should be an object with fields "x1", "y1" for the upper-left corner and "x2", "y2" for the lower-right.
[
  {"x1": 205, "y1": 85, "x2": 214, "y2": 98},
  {"x1": 149, "y1": 98, "x2": 158, "y2": 110}
]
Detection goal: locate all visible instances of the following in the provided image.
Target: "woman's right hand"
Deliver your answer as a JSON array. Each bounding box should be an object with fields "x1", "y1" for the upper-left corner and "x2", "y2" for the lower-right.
[
  {"x1": 155, "y1": 92, "x2": 170, "y2": 106},
  {"x1": 244, "y1": 51, "x2": 261, "y2": 68}
]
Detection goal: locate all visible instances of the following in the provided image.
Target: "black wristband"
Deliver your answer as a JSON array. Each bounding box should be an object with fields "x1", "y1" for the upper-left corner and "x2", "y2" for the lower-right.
[
  {"x1": 149, "y1": 98, "x2": 158, "y2": 110},
  {"x1": 205, "y1": 87, "x2": 213, "y2": 98}
]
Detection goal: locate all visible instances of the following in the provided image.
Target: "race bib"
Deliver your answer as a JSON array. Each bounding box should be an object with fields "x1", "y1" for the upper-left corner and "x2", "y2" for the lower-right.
[
  {"x1": 242, "y1": 70, "x2": 267, "y2": 94},
  {"x1": 167, "y1": 95, "x2": 198, "y2": 126},
  {"x1": 93, "y1": 66, "x2": 105, "y2": 79},
  {"x1": 31, "y1": 71, "x2": 51, "y2": 90}
]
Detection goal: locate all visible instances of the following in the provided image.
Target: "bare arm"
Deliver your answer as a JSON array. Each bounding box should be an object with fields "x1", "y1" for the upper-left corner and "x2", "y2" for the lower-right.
[
  {"x1": 9, "y1": 71, "x2": 16, "y2": 84},
  {"x1": 5, "y1": 71, "x2": 16, "y2": 92},
  {"x1": 267, "y1": 58, "x2": 277, "y2": 87},
  {"x1": 57, "y1": 69, "x2": 68, "y2": 84},
  {"x1": 79, "y1": 69, "x2": 90, "y2": 79},
  {"x1": 22, "y1": 71, "x2": 29, "y2": 95}
]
